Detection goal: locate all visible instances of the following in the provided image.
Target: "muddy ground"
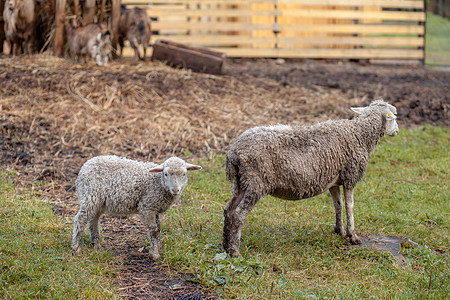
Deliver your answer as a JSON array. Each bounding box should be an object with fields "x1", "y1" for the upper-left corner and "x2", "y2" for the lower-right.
[{"x1": 0, "y1": 55, "x2": 449, "y2": 299}]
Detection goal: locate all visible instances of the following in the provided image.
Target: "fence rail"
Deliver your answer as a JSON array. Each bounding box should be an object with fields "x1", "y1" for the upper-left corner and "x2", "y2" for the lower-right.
[{"x1": 121, "y1": 0, "x2": 425, "y2": 60}]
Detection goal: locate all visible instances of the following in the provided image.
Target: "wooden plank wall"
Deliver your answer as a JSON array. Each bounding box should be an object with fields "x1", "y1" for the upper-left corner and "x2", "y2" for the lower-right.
[{"x1": 121, "y1": 0, "x2": 425, "y2": 60}]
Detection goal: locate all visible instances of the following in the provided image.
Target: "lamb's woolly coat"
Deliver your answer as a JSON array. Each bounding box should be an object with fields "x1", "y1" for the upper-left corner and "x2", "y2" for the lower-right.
[
  {"x1": 223, "y1": 100, "x2": 398, "y2": 257},
  {"x1": 72, "y1": 155, "x2": 201, "y2": 260},
  {"x1": 76, "y1": 156, "x2": 181, "y2": 215}
]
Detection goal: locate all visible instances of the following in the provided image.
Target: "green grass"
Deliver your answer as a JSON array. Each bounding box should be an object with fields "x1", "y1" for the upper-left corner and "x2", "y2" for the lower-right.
[
  {"x1": 1, "y1": 126, "x2": 449, "y2": 299},
  {"x1": 162, "y1": 126, "x2": 449, "y2": 299},
  {"x1": 426, "y1": 12, "x2": 450, "y2": 65},
  {"x1": 0, "y1": 170, "x2": 118, "y2": 299}
]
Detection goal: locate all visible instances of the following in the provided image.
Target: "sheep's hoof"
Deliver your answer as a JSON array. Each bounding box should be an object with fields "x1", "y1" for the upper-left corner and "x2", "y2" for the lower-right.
[
  {"x1": 224, "y1": 245, "x2": 241, "y2": 257},
  {"x1": 334, "y1": 227, "x2": 346, "y2": 238},
  {"x1": 93, "y1": 243, "x2": 102, "y2": 250},
  {"x1": 349, "y1": 235, "x2": 362, "y2": 245}
]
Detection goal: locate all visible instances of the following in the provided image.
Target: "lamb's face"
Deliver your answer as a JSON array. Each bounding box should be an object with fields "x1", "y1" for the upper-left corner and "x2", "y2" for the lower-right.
[
  {"x1": 162, "y1": 165, "x2": 188, "y2": 195},
  {"x1": 149, "y1": 157, "x2": 202, "y2": 196}
]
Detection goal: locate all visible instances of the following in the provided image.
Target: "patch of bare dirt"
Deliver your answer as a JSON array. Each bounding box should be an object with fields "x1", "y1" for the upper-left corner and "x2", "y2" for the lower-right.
[{"x1": 1, "y1": 55, "x2": 448, "y2": 299}]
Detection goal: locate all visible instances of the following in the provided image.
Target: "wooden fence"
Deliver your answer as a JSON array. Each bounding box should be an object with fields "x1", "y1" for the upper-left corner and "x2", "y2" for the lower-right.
[
  {"x1": 121, "y1": 0, "x2": 425, "y2": 60},
  {"x1": 123, "y1": 0, "x2": 426, "y2": 60}
]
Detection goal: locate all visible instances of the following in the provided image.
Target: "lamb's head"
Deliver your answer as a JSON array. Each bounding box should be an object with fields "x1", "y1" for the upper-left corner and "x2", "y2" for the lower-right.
[
  {"x1": 149, "y1": 157, "x2": 202, "y2": 196},
  {"x1": 351, "y1": 99, "x2": 399, "y2": 136}
]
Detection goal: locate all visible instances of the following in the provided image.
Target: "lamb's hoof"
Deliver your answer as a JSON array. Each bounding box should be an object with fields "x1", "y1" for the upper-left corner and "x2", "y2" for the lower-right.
[
  {"x1": 93, "y1": 243, "x2": 102, "y2": 250},
  {"x1": 73, "y1": 247, "x2": 82, "y2": 255},
  {"x1": 150, "y1": 252, "x2": 161, "y2": 261}
]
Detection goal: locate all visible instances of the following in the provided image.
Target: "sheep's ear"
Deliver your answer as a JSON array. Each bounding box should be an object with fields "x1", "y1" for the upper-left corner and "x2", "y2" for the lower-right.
[
  {"x1": 149, "y1": 165, "x2": 165, "y2": 173},
  {"x1": 350, "y1": 107, "x2": 367, "y2": 114},
  {"x1": 186, "y1": 163, "x2": 202, "y2": 171}
]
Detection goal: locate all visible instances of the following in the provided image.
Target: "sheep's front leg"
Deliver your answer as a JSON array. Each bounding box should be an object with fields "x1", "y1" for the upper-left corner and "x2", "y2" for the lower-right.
[
  {"x1": 223, "y1": 190, "x2": 259, "y2": 257},
  {"x1": 343, "y1": 187, "x2": 362, "y2": 245},
  {"x1": 329, "y1": 186, "x2": 345, "y2": 238},
  {"x1": 141, "y1": 211, "x2": 162, "y2": 260}
]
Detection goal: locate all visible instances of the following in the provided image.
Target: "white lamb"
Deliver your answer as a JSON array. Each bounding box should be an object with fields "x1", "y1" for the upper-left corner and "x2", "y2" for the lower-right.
[{"x1": 71, "y1": 155, "x2": 202, "y2": 260}]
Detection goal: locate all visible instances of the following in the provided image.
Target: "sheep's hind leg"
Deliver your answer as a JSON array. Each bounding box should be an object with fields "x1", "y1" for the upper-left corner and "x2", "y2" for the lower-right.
[
  {"x1": 88, "y1": 211, "x2": 102, "y2": 249},
  {"x1": 223, "y1": 189, "x2": 260, "y2": 257},
  {"x1": 343, "y1": 187, "x2": 362, "y2": 245},
  {"x1": 141, "y1": 211, "x2": 161, "y2": 260},
  {"x1": 329, "y1": 186, "x2": 345, "y2": 238}
]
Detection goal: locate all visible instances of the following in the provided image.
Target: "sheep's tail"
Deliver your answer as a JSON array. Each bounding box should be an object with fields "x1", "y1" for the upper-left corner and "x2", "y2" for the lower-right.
[{"x1": 225, "y1": 154, "x2": 241, "y2": 197}]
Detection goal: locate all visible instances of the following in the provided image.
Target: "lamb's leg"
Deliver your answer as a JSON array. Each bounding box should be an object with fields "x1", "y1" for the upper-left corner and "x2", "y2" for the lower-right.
[
  {"x1": 223, "y1": 189, "x2": 259, "y2": 257},
  {"x1": 329, "y1": 186, "x2": 345, "y2": 238},
  {"x1": 343, "y1": 187, "x2": 362, "y2": 244},
  {"x1": 72, "y1": 208, "x2": 90, "y2": 254},
  {"x1": 141, "y1": 211, "x2": 161, "y2": 260},
  {"x1": 88, "y1": 211, "x2": 102, "y2": 248}
]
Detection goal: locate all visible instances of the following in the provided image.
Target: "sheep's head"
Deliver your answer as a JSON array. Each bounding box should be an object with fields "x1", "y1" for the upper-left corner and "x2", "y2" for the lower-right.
[
  {"x1": 6, "y1": 0, "x2": 17, "y2": 10},
  {"x1": 88, "y1": 31, "x2": 111, "y2": 66},
  {"x1": 149, "y1": 157, "x2": 202, "y2": 196},
  {"x1": 351, "y1": 99, "x2": 399, "y2": 136}
]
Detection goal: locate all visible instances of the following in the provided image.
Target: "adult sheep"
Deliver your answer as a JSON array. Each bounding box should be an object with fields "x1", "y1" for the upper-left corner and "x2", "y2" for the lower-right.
[
  {"x1": 223, "y1": 99, "x2": 399, "y2": 257},
  {"x1": 118, "y1": 5, "x2": 152, "y2": 62},
  {"x1": 3, "y1": 0, "x2": 37, "y2": 55},
  {"x1": 72, "y1": 156, "x2": 202, "y2": 260}
]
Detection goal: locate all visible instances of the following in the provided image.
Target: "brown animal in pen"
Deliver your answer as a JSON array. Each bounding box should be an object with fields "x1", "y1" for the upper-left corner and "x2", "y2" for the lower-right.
[
  {"x1": 3, "y1": 0, "x2": 37, "y2": 55},
  {"x1": 65, "y1": 20, "x2": 111, "y2": 66},
  {"x1": 118, "y1": 5, "x2": 152, "y2": 61}
]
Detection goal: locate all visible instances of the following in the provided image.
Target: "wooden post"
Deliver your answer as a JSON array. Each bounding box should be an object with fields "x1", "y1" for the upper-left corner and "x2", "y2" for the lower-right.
[
  {"x1": 111, "y1": 0, "x2": 121, "y2": 59},
  {"x1": 82, "y1": 0, "x2": 96, "y2": 26},
  {"x1": 99, "y1": 0, "x2": 107, "y2": 24},
  {"x1": 0, "y1": 0, "x2": 5, "y2": 54},
  {"x1": 54, "y1": 0, "x2": 66, "y2": 57},
  {"x1": 73, "y1": 0, "x2": 80, "y2": 21}
]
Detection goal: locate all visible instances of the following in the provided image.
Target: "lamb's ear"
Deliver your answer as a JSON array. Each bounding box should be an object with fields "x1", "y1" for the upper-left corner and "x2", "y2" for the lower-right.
[
  {"x1": 186, "y1": 163, "x2": 202, "y2": 171},
  {"x1": 350, "y1": 107, "x2": 367, "y2": 114},
  {"x1": 149, "y1": 165, "x2": 165, "y2": 173}
]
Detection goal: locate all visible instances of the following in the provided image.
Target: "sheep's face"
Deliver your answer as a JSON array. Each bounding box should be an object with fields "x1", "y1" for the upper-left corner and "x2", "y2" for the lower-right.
[
  {"x1": 385, "y1": 111, "x2": 398, "y2": 136},
  {"x1": 149, "y1": 157, "x2": 202, "y2": 196},
  {"x1": 351, "y1": 100, "x2": 399, "y2": 136},
  {"x1": 6, "y1": 0, "x2": 18, "y2": 10}
]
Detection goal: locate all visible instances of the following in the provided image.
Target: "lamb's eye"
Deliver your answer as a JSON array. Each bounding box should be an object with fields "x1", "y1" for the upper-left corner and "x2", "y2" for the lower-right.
[{"x1": 164, "y1": 173, "x2": 168, "y2": 177}]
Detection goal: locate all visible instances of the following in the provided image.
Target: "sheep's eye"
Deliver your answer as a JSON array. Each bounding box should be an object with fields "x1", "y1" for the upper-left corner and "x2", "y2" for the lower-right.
[{"x1": 164, "y1": 173, "x2": 168, "y2": 177}]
